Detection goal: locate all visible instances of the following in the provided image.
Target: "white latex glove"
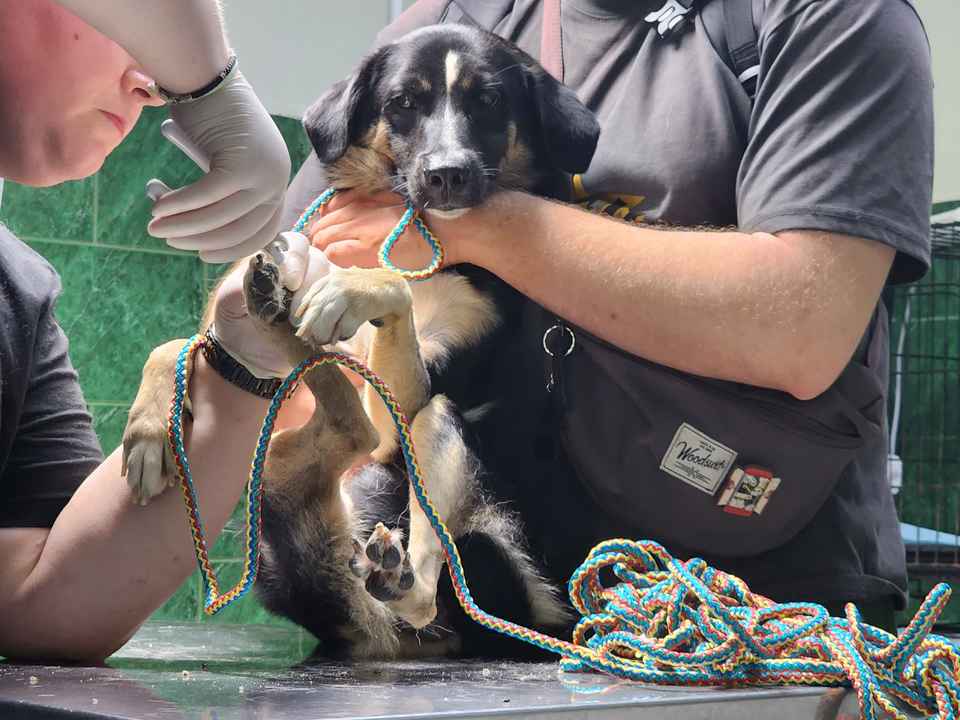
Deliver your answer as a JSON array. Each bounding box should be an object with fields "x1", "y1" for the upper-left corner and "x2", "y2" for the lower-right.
[
  {"x1": 54, "y1": 1, "x2": 289, "y2": 261},
  {"x1": 212, "y1": 234, "x2": 332, "y2": 378},
  {"x1": 147, "y1": 69, "x2": 292, "y2": 263}
]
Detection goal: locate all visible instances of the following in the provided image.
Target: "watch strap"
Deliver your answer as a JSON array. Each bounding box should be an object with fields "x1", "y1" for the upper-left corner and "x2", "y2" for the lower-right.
[{"x1": 150, "y1": 53, "x2": 239, "y2": 106}]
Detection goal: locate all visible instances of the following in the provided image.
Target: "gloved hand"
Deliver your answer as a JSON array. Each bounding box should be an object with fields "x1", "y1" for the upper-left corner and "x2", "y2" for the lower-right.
[
  {"x1": 212, "y1": 233, "x2": 332, "y2": 378},
  {"x1": 147, "y1": 68, "x2": 292, "y2": 264}
]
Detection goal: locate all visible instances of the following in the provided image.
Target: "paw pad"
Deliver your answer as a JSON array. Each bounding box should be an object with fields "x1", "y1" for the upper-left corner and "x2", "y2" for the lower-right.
[{"x1": 350, "y1": 522, "x2": 415, "y2": 602}]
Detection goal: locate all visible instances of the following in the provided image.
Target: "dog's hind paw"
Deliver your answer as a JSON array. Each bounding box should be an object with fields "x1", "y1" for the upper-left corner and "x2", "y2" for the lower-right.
[
  {"x1": 349, "y1": 523, "x2": 415, "y2": 602},
  {"x1": 243, "y1": 252, "x2": 290, "y2": 327}
]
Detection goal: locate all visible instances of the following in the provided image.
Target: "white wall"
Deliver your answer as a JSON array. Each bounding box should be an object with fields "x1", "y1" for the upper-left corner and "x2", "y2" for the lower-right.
[
  {"x1": 223, "y1": 0, "x2": 959, "y2": 204},
  {"x1": 221, "y1": 0, "x2": 394, "y2": 119},
  {"x1": 913, "y1": 0, "x2": 960, "y2": 205}
]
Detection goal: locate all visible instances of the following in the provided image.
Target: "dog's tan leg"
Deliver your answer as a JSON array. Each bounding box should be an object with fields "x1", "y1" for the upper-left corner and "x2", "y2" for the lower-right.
[
  {"x1": 380, "y1": 395, "x2": 469, "y2": 627},
  {"x1": 242, "y1": 253, "x2": 410, "y2": 658},
  {"x1": 242, "y1": 254, "x2": 381, "y2": 474},
  {"x1": 295, "y1": 266, "x2": 431, "y2": 460},
  {"x1": 122, "y1": 338, "x2": 190, "y2": 505}
]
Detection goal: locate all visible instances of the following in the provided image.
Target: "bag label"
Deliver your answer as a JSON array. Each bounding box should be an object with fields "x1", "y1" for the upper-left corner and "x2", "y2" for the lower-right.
[
  {"x1": 659, "y1": 423, "x2": 738, "y2": 495},
  {"x1": 717, "y1": 466, "x2": 781, "y2": 516}
]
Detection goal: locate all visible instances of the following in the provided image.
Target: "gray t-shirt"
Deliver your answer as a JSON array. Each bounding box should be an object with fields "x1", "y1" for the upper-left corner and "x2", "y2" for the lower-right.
[
  {"x1": 0, "y1": 225, "x2": 104, "y2": 527},
  {"x1": 283, "y1": 0, "x2": 933, "y2": 608}
]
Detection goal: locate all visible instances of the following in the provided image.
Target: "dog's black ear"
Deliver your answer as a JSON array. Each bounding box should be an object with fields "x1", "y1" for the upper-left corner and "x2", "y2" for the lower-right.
[
  {"x1": 529, "y1": 67, "x2": 601, "y2": 175},
  {"x1": 302, "y1": 47, "x2": 388, "y2": 164}
]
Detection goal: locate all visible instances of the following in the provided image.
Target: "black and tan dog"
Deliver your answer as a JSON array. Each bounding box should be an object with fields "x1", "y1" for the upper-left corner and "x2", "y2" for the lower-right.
[{"x1": 122, "y1": 23, "x2": 600, "y2": 659}]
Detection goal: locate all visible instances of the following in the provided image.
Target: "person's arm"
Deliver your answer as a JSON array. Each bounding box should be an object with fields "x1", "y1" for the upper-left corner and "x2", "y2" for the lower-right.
[
  {"x1": 52, "y1": 0, "x2": 229, "y2": 93},
  {"x1": 447, "y1": 196, "x2": 894, "y2": 401},
  {"x1": 0, "y1": 359, "x2": 271, "y2": 662},
  {"x1": 306, "y1": 190, "x2": 893, "y2": 401},
  {"x1": 0, "y1": 255, "x2": 321, "y2": 663},
  {"x1": 53, "y1": 0, "x2": 291, "y2": 263}
]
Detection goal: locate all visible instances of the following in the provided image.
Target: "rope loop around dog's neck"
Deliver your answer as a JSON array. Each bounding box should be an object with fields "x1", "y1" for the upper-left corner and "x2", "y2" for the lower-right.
[
  {"x1": 291, "y1": 187, "x2": 443, "y2": 281},
  {"x1": 168, "y1": 335, "x2": 960, "y2": 718}
]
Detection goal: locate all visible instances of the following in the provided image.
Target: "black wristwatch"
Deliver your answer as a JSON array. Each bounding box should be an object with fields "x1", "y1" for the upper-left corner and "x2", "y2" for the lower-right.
[{"x1": 201, "y1": 327, "x2": 283, "y2": 399}]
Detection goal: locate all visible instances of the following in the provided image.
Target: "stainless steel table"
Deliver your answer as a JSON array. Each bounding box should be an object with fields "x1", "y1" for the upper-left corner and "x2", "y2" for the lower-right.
[{"x1": 0, "y1": 620, "x2": 913, "y2": 720}]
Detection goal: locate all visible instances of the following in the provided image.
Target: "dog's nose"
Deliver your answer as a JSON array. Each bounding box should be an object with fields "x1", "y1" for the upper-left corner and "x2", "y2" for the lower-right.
[{"x1": 424, "y1": 165, "x2": 471, "y2": 201}]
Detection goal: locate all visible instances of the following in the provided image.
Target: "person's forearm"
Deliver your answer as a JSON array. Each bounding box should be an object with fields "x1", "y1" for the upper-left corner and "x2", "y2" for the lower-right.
[
  {"x1": 54, "y1": 0, "x2": 230, "y2": 93},
  {"x1": 0, "y1": 355, "x2": 270, "y2": 662},
  {"x1": 446, "y1": 192, "x2": 894, "y2": 400}
]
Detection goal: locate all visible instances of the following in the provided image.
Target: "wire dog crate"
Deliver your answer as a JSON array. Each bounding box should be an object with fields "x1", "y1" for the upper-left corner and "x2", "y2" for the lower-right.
[{"x1": 889, "y1": 211, "x2": 960, "y2": 581}]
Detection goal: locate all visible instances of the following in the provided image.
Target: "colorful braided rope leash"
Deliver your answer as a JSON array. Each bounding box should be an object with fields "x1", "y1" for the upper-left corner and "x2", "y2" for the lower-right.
[
  {"x1": 166, "y1": 190, "x2": 960, "y2": 719},
  {"x1": 291, "y1": 187, "x2": 443, "y2": 281},
  {"x1": 166, "y1": 187, "x2": 442, "y2": 612},
  {"x1": 168, "y1": 336, "x2": 960, "y2": 718}
]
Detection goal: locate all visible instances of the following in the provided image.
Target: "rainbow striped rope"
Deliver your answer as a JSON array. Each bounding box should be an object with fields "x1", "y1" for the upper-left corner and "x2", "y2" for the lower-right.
[
  {"x1": 168, "y1": 336, "x2": 960, "y2": 718},
  {"x1": 165, "y1": 188, "x2": 960, "y2": 714},
  {"x1": 292, "y1": 188, "x2": 443, "y2": 281}
]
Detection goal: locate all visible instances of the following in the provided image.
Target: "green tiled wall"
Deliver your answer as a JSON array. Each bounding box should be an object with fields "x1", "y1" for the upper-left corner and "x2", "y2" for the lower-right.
[{"x1": 0, "y1": 105, "x2": 312, "y2": 628}]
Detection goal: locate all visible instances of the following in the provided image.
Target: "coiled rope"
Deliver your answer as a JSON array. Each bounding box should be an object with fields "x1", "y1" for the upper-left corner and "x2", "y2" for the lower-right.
[{"x1": 164, "y1": 190, "x2": 960, "y2": 718}]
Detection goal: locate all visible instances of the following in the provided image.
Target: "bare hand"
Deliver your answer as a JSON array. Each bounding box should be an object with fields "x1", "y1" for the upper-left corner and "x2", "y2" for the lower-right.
[{"x1": 308, "y1": 190, "x2": 448, "y2": 271}]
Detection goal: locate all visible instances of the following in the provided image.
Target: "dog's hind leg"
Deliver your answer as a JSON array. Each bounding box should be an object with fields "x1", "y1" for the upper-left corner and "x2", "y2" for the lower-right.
[
  {"x1": 294, "y1": 265, "x2": 437, "y2": 606},
  {"x1": 242, "y1": 254, "x2": 403, "y2": 657},
  {"x1": 373, "y1": 394, "x2": 572, "y2": 639}
]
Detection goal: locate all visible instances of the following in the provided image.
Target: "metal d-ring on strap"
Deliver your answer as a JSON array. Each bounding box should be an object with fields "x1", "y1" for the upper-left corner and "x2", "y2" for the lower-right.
[
  {"x1": 166, "y1": 194, "x2": 960, "y2": 718},
  {"x1": 543, "y1": 323, "x2": 576, "y2": 356},
  {"x1": 292, "y1": 188, "x2": 443, "y2": 282}
]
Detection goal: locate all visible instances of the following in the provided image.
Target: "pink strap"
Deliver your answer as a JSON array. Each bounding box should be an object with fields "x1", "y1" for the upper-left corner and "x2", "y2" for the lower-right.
[{"x1": 541, "y1": 0, "x2": 563, "y2": 82}]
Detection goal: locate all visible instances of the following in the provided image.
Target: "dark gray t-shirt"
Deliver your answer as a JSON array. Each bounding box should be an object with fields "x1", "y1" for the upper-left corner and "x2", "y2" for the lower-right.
[
  {"x1": 283, "y1": 0, "x2": 933, "y2": 608},
  {"x1": 0, "y1": 225, "x2": 104, "y2": 527}
]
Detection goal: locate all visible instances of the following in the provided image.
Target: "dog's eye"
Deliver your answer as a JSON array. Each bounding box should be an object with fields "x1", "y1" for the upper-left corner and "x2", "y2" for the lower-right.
[
  {"x1": 393, "y1": 94, "x2": 416, "y2": 110},
  {"x1": 478, "y1": 90, "x2": 499, "y2": 107}
]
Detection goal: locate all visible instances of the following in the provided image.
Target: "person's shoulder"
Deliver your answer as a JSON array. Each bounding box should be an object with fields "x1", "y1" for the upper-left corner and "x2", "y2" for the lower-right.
[
  {"x1": 762, "y1": 0, "x2": 925, "y2": 35},
  {"x1": 375, "y1": 0, "x2": 452, "y2": 46},
  {"x1": 0, "y1": 224, "x2": 61, "y2": 309}
]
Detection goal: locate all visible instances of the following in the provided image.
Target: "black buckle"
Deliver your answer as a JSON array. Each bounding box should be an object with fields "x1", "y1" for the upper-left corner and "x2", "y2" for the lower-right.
[{"x1": 644, "y1": 0, "x2": 696, "y2": 40}]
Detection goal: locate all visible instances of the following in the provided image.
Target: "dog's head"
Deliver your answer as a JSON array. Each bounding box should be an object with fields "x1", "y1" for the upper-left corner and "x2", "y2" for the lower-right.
[{"x1": 303, "y1": 24, "x2": 600, "y2": 212}]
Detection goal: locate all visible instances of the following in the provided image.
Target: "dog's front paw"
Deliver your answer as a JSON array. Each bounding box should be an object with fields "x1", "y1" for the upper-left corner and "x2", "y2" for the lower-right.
[
  {"x1": 349, "y1": 523, "x2": 415, "y2": 602},
  {"x1": 295, "y1": 268, "x2": 411, "y2": 346},
  {"x1": 121, "y1": 339, "x2": 189, "y2": 505},
  {"x1": 122, "y1": 416, "x2": 177, "y2": 506}
]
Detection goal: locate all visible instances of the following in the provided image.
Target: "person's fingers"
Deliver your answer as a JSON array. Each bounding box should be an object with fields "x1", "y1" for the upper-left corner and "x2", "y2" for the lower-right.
[
  {"x1": 149, "y1": 167, "x2": 247, "y2": 220},
  {"x1": 147, "y1": 190, "x2": 277, "y2": 242},
  {"x1": 198, "y1": 211, "x2": 282, "y2": 263},
  {"x1": 318, "y1": 187, "x2": 362, "y2": 217},
  {"x1": 213, "y1": 266, "x2": 248, "y2": 322},
  {"x1": 157, "y1": 199, "x2": 278, "y2": 251},
  {"x1": 311, "y1": 189, "x2": 405, "y2": 231},
  {"x1": 275, "y1": 231, "x2": 309, "y2": 291},
  {"x1": 322, "y1": 240, "x2": 377, "y2": 269},
  {"x1": 309, "y1": 218, "x2": 364, "y2": 251},
  {"x1": 289, "y1": 246, "x2": 334, "y2": 321},
  {"x1": 308, "y1": 201, "x2": 371, "y2": 237}
]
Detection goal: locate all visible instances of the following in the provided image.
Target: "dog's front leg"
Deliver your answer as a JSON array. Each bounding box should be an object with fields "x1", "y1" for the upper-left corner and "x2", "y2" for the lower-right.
[
  {"x1": 122, "y1": 338, "x2": 190, "y2": 504},
  {"x1": 295, "y1": 267, "x2": 430, "y2": 461}
]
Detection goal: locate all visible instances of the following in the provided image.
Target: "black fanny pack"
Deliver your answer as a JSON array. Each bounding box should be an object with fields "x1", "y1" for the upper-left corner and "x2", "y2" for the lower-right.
[{"x1": 549, "y1": 306, "x2": 887, "y2": 557}]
